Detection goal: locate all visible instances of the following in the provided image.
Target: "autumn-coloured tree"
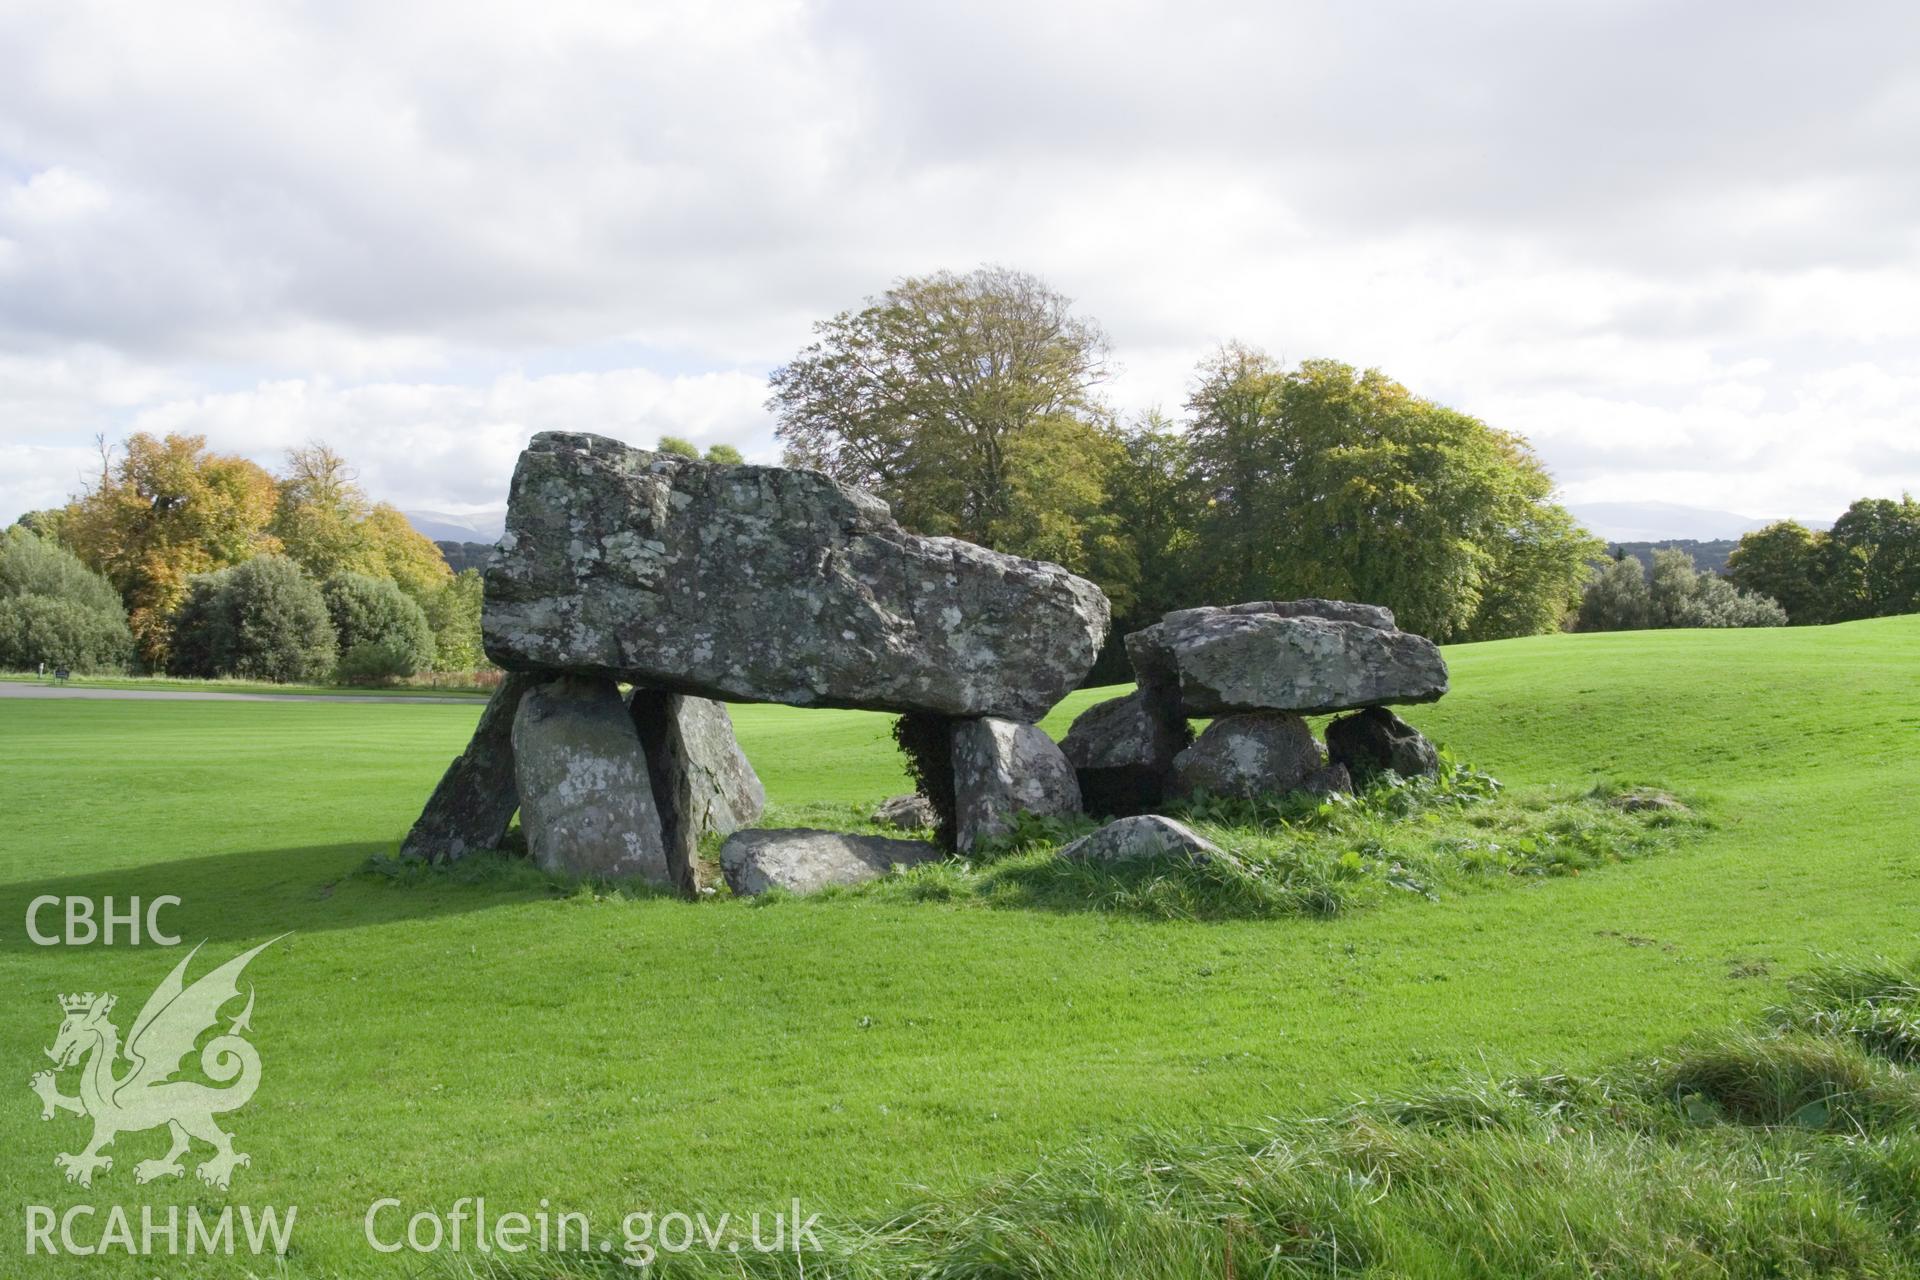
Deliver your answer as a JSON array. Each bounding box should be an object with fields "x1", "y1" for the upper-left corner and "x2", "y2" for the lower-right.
[{"x1": 62, "y1": 433, "x2": 281, "y2": 666}]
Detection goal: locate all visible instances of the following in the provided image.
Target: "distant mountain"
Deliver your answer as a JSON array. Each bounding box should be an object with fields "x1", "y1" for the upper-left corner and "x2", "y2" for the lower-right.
[
  {"x1": 403, "y1": 508, "x2": 506, "y2": 544},
  {"x1": 1566, "y1": 501, "x2": 1804, "y2": 544}
]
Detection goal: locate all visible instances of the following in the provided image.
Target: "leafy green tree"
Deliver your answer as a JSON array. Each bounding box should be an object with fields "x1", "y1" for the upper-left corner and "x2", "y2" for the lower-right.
[
  {"x1": 1577, "y1": 554, "x2": 1652, "y2": 631},
  {"x1": 0, "y1": 528, "x2": 133, "y2": 672},
  {"x1": 420, "y1": 569, "x2": 486, "y2": 671},
  {"x1": 1826, "y1": 495, "x2": 1920, "y2": 621},
  {"x1": 322, "y1": 572, "x2": 435, "y2": 676},
  {"x1": 1727, "y1": 521, "x2": 1833, "y2": 624},
  {"x1": 1103, "y1": 412, "x2": 1203, "y2": 627},
  {"x1": 168, "y1": 556, "x2": 336, "y2": 682},
  {"x1": 656, "y1": 436, "x2": 702, "y2": 459},
  {"x1": 768, "y1": 266, "x2": 1114, "y2": 575},
  {"x1": 1185, "y1": 352, "x2": 1596, "y2": 640},
  {"x1": 703, "y1": 443, "x2": 745, "y2": 465}
]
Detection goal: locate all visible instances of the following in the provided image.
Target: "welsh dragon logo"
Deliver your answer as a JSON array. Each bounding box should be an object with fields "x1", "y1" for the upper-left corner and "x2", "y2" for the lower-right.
[{"x1": 30, "y1": 938, "x2": 280, "y2": 1190}]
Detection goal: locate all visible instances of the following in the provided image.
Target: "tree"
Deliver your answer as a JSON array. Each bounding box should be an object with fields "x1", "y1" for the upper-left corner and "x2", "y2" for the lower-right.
[
  {"x1": 1826, "y1": 495, "x2": 1920, "y2": 621},
  {"x1": 656, "y1": 436, "x2": 701, "y2": 459},
  {"x1": 1578, "y1": 547, "x2": 1783, "y2": 631},
  {"x1": 1727, "y1": 521, "x2": 1833, "y2": 624},
  {"x1": 703, "y1": 443, "x2": 745, "y2": 465},
  {"x1": 1103, "y1": 412, "x2": 1204, "y2": 627},
  {"x1": 768, "y1": 266, "x2": 1114, "y2": 573},
  {"x1": 419, "y1": 569, "x2": 486, "y2": 671},
  {"x1": 0, "y1": 528, "x2": 134, "y2": 672},
  {"x1": 322, "y1": 572, "x2": 435, "y2": 676},
  {"x1": 272, "y1": 444, "x2": 451, "y2": 598},
  {"x1": 62, "y1": 433, "x2": 281, "y2": 668},
  {"x1": 1577, "y1": 554, "x2": 1652, "y2": 631},
  {"x1": 1184, "y1": 352, "x2": 1597, "y2": 640},
  {"x1": 168, "y1": 556, "x2": 336, "y2": 682}
]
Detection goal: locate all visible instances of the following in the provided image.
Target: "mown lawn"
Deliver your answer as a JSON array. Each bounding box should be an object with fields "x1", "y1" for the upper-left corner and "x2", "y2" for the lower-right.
[{"x1": 0, "y1": 617, "x2": 1915, "y2": 1276}]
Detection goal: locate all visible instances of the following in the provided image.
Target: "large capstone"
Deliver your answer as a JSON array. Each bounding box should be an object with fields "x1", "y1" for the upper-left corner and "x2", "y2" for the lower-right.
[
  {"x1": 1127, "y1": 602, "x2": 1447, "y2": 717},
  {"x1": 1172, "y1": 711, "x2": 1333, "y2": 800},
  {"x1": 950, "y1": 717, "x2": 1083, "y2": 853},
  {"x1": 484, "y1": 432, "x2": 1110, "y2": 720},
  {"x1": 1325, "y1": 706, "x2": 1440, "y2": 781},
  {"x1": 511, "y1": 676, "x2": 672, "y2": 884},
  {"x1": 400, "y1": 672, "x2": 538, "y2": 862},
  {"x1": 629, "y1": 689, "x2": 766, "y2": 893},
  {"x1": 1059, "y1": 690, "x2": 1188, "y2": 817},
  {"x1": 719, "y1": 829, "x2": 943, "y2": 897}
]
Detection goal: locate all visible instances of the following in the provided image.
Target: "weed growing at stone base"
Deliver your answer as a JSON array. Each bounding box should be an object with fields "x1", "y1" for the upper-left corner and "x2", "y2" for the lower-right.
[{"x1": 808, "y1": 761, "x2": 1705, "y2": 922}]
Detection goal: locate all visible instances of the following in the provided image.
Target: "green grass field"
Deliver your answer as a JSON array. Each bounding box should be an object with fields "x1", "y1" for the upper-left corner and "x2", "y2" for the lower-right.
[{"x1": 1, "y1": 617, "x2": 1916, "y2": 1276}]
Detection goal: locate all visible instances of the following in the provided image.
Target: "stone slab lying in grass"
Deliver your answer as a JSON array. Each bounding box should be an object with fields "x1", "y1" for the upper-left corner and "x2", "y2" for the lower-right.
[
  {"x1": 872, "y1": 793, "x2": 938, "y2": 830},
  {"x1": 1127, "y1": 603, "x2": 1447, "y2": 717},
  {"x1": 950, "y1": 716, "x2": 1082, "y2": 852},
  {"x1": 400, "y1": 671, "x2": 537, "y2": 862},
  {"x1": 1058, "y1": 815, "x2": 1227, "y2": 865},
  {"x1": 483, "y1": 431, "x2": 1110, "y2": 720},
  {"x1": 511, "y1": 675, "x2": 672, "y2": 885},
  {"x1": 720, "y1": 829, "x2": 944, "y2": 896}
]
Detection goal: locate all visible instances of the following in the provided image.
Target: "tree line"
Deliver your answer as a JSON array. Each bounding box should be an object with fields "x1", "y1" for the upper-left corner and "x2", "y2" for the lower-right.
[
  {"x1": 8, "y1": 436, "x2": 484, "y2": 680},
  {"x1": 1724, "y1": 498, "x2": 1920, "y2": 626},
  {"x1": 770, "y1": 266, "x2": 1602, "y2": 661}
]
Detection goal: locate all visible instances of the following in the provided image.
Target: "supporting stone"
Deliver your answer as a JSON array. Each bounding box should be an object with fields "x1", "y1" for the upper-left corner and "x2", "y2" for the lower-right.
[
  {"x1": 1172, "y1": 711, "x2": 1331, "y2": 801},
  {"x1": 399, "y1": 671, "x2": 538, "y2": 863},
  {"x1": 949, "y1": 717, "x2": 1082, "y2": 853},
  {"x1": 630, "y1": 689, "x2": 767, "y2": 894},
  {"x1": 511, "y1": 676, "x2": 672, "y2": 884},
  {"x1": 1059, "y1": 689, "x2": 1189, "y2": 817},
  {"x1": 1325, "y1": 706, "x2": 1440, "y2": 781}
]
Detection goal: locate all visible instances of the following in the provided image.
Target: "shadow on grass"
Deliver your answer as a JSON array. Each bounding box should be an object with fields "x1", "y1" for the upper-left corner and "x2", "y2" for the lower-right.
[{"x1": 0, "y1": 842, "x2": 611, "y2": 950}]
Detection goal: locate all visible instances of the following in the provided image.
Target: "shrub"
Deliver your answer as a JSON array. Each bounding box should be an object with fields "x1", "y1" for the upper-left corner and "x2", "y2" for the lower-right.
[
  {"x1": 321, "y1": 571, "x2": 434, "y2": 676},
  {"x1": 0, "y1": 528, "x2": 133, "y2": 672},
  {"x1": 419, "y1": 569, "x2": 486, "y2": 671},
  {"x1": 334, "y1": 638, "x2": 419, "y2": 685},
  {"x1": 168, "y1": 556, "x2": 336, "y2": 682},
  {"x1": 1580, "y1": 548, "x2": 1784, "y2": 631}
]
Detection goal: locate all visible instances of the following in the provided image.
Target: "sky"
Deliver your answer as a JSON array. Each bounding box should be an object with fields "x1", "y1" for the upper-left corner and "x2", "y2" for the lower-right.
[{"x1": 3, "y1": 0, "x2": 1918, "y2": 530}]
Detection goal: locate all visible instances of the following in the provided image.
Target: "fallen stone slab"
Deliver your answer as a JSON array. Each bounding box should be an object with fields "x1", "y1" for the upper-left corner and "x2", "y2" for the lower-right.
[
  {"x1": 511, "y1": 675, "x2": 672, "y2": 884},
  {"x1": 484, "y1": 432, "x2": 1110, "y2": 720},
  {"x1": 400, "y1": 672, "x2": 539, "y2": 862},
  {"x1": 1171, "y1": 598, "x2": 1396, "y2": 630},
  {"x1": 951, "y1": 717, "x2": 1083, "y2": 852},
  {"x1": 719, "y1": 829, "x2": 944, "y2": 896},
  {"x1": 1058, "y1": 815, "x2": 1227, "y2": 865},
  {"x1": 1172, "y1": 711, "x2": 1330, "y2": 801},
  {"x1": 630, "y1": 689, "x2": 766, "y2": 893},
  {"x1": 1060, "y1": 690, "x2": 1187, "y2": 817},
  {"x1": 872, "y1": 793, "x2": 938, "y2": 831},
  {"x1": 1325, "y1": 706, "x2": 1440, "y2": 781},
  {"x1": 1127, "y1": 603, "x2": 1447, "y2": 717}
]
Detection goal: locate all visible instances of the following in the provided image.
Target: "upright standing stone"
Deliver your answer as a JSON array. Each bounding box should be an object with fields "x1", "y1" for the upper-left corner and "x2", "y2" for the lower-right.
[
  {"x1": 630, "y1": 689, "x2": 766, "y2": 894},
  {"x1": 1172, "y1": 711, "x2": 1332, "y2": 800},
  {"x1": 1325, "y1": 706, "x2": 1440, "y2": 781},
  {"x1": 1059, "y1": 690, "x2": 1188, "y2": 817},
  {"x1": 400, "y1": 672, "x2": 538, "y2": 862},
  {"x1": 511, "y1": 676, "x2": 671, "y2": 884},
  {"x1": 949, "y1": 718, "x2": 1083, "y2": 853},
  {"x1": 483, "y1": 432, "x2": 1110, "y2": 720}
]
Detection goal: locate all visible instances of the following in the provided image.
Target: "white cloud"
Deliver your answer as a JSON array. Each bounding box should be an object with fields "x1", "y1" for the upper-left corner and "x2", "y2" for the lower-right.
[{"x1": 1, "y1": 0, "x2": 1917, "y2": 526}]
